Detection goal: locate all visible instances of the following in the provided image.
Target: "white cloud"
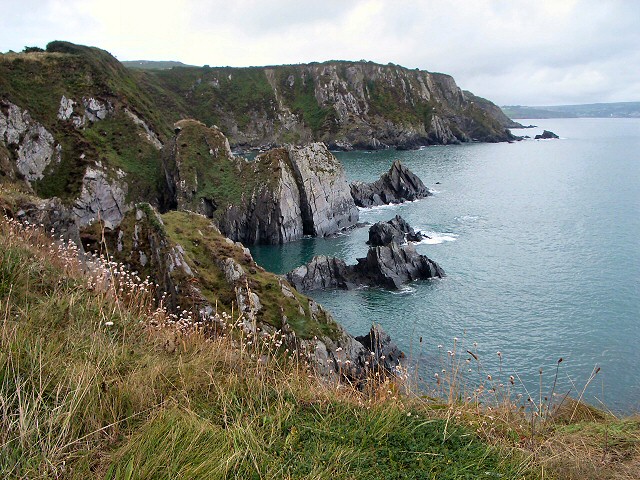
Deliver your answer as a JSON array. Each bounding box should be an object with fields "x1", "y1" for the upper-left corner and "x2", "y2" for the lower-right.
[{"x1": 1, "y1": 0, "x2": 638, "y2": 105}]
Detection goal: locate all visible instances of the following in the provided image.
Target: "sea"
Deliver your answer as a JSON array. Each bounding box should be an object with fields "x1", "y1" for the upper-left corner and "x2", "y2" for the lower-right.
[{"x1": 250, "y1": 118, "x2": 640, "y2": 413}]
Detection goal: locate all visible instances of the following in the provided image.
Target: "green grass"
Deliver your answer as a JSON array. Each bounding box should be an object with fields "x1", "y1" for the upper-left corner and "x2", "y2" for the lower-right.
[{"x1": 0, "y1": 213, "x2": 535, "y2": 479}]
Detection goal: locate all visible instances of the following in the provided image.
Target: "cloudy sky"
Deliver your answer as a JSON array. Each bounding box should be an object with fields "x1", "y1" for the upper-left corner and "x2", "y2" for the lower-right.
[{"x1": 2, "y1": 0, "x2": 639, "y2": 106}]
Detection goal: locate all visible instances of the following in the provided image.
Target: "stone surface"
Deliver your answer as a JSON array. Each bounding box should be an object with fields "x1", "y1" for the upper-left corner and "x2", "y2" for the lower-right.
[
  {"x1": 189, "y1": 62, "x2": 515, "y2": 149},
  {"x1": 350, "y1": 160, "x2": 432, "y2": 208},
  {"x1": 368, "y1": 215, "x2": 425, "y2": 246},
  {"x1": 0, "y1": 99, "x2": 60, "y2": 182},
  {"x1": 354, "y1": 242, "x2": 444, "y2": 289},
  {"x1": 165, "y1": 123, "x2": 359, "y2": 244},
  {"x1": 286, "y1": 143, "x2": 360, "y2": 237},
  {"x1": 355, "y1": 325, "x2": 405, "y2": 373},
  {"x1": 72, "y1": 167, "x2": 128, "y2": 229}
]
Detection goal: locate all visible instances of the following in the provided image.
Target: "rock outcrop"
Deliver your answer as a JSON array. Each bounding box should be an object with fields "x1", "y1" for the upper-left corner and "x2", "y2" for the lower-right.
[
  {"x1": 355, "y1": 325, "x2": 405, "y2": 373},
  {"x1": 0, "y1": 99, "x2": 61, "y2": 182},
  {"x1": 72, "y1": 167, "x2": 128, "y2": 229},
  {"x1": 535, "y1": 130, "x2": 559, "y2": 140},
  {"x1": 163, "y1": 121, "x2": 358, "y2": 244},
  {"x1": 368, "y1": 215, "x2": 426, "y2": 246},
  {"x1": 286, "y1": 236, "x2": 444, "y2": 292},
  {"x1": 350, "y1": 160, "x2": 431, "y2": 208},
  {"x1": 286, "y1": 143, "x2": 359, "y2": 237}
]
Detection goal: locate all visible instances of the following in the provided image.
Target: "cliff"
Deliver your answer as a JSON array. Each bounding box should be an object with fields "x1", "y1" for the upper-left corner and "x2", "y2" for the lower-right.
[
  {"x1": 149, "y1": 61, "x2": 516, "y2": 149},
  {"x1": 162, "y1": 120, "x2": 359, "y2": 244}
]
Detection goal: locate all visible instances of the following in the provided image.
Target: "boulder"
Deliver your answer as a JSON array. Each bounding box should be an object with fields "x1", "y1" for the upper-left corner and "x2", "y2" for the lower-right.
[
  {"x1": 350, "y1": 160, "x2": 432, "y2": 208},
  {"x1": 368, "y1": 215, "x2": 425, "y2": 246}
]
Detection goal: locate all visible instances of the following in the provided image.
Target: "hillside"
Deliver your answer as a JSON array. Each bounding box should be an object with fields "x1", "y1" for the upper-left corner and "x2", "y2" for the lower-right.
[
  {"x1": 501, "y1": 102, "x2": 640, "y2": 119},
  {"x1": 146, "y1": 60, "x2": 516, "y2": 149}
]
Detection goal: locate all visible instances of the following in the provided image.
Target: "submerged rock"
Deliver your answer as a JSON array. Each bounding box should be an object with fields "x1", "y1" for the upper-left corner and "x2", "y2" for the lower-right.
[
  {"x1": 368, "y1": 215, "x2": 426, "y2": 246},
  {"x1": 350, "y1": 160, "x2": 431, "y2": 208}
]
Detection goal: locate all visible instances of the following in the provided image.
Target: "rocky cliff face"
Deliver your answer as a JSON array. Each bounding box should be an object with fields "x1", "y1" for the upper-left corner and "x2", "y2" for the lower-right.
[
  {"x1": 150, "y1": 61, "x2": 516, "y2": 149},
  {"x1": 163, "y1": 121, "x2": 359, "y2": 244}
]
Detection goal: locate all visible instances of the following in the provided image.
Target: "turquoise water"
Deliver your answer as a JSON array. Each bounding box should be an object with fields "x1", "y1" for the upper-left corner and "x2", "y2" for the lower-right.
[{"x1": 251, "y1": 119, "x2": 640, "y2": 413}]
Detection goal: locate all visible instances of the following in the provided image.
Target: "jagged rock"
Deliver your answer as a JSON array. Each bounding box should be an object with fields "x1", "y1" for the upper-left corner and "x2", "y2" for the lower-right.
[
  {"x1": 219, "y1": 148, "x2": 305, "y2": 244},
  {"x1": 82, "y1": 97, "x2": 111, "y2": 123},
  {"x1": 286, "y1": 242, "x2": 443, "y2": 291},
  {"x1": 11, "y1": 197, "x2": 82, "y2": 248},
  {"x1": 0, "y1": 99, "x2": 60, "y2": 181},
  {"x1": 355, "y1": 325, "x2": 404, "y2": 373},
  {"x1": 350, "y1": 160, "x2": 431, "y2": 208},
  {"x1": 355, "y1": 242, "x2": 444, "y2": 289},
  {"x1": 368, "y1": 215, "x2": 425, "y2": 246},
  {"x1": 285, "y1": 255, "x2": 355, "y2": 291},
  {"x1": 535, "y1": 130, "x2": 559, "y2": 140},
  {"x1": 286, "y1": 143, "x2": 359, "y2": 237},
  {"x1": 165, "y1": 122, "x2": 358, "y2": 244},
  {"x1": 72, "y1": 167, "x2": 128, "y2": 229}
]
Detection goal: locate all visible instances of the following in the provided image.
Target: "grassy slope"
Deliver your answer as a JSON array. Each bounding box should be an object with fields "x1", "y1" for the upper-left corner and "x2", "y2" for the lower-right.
[
  {"x1": 0, "y1": 42, "x2": 176, "y2": 202},
  {"x1": 0, "y1": 208, "x2": 540, "y2": 479}
]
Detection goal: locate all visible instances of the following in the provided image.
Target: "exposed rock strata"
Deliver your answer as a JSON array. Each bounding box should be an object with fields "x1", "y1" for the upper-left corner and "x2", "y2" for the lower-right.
[
  {"x1": 163, "y1": 121, "x2": 358, "y2": 244},
  {"x1": 73, "y1": 167, "x2": 128, "y2": 229},
  {"x1": 153, "y1": 60, "x2": 516, "y2": 149},
  {"x1": 286, "y1": 143, "x2": 359, "y2": 237},
  {"x1": 350, "y1": 160, "x2": 431, "y2": 208}
]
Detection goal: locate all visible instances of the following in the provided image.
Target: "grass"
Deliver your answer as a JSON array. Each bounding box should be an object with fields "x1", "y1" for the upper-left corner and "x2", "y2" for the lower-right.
[{"x1": 0, "y1": 211, "x2": 540, "y2": 479}]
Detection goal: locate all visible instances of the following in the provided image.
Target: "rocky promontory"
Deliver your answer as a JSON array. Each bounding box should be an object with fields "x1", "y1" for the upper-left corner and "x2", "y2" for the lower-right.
[
  {"x1": 162, "y1": 120, "x2": 359, "y2": 245},
  {"x1": 350, "y1": 160, "x2": 432, "y2": 207}
]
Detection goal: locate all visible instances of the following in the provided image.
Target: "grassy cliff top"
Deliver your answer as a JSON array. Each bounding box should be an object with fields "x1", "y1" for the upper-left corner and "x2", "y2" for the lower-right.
[{"x1": 1, "y1": 194, "x2": 639, "y2": 478}]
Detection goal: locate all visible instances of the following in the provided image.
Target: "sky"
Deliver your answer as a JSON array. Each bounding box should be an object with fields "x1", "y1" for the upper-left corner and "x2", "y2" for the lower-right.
[{"x1": 2, "y1": 0, "x2": 639, "y2": 106}]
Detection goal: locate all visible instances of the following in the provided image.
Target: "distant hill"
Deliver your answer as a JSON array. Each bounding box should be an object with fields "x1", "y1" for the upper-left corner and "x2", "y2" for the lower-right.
[
  {"x1": 122, "y1": 60, "x2": 196, "y2": 70},
  {"x1": 501, "y1": 102, "x2": 640, "y2": 119}
]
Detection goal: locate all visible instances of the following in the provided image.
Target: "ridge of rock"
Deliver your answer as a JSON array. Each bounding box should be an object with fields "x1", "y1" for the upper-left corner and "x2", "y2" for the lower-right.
[
  {"x1": 350, "y1": 160, "x2": 431, "y2": 208},
  {"x1": 285, "y1": 218, "x2": 444, "y2": 292}
]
